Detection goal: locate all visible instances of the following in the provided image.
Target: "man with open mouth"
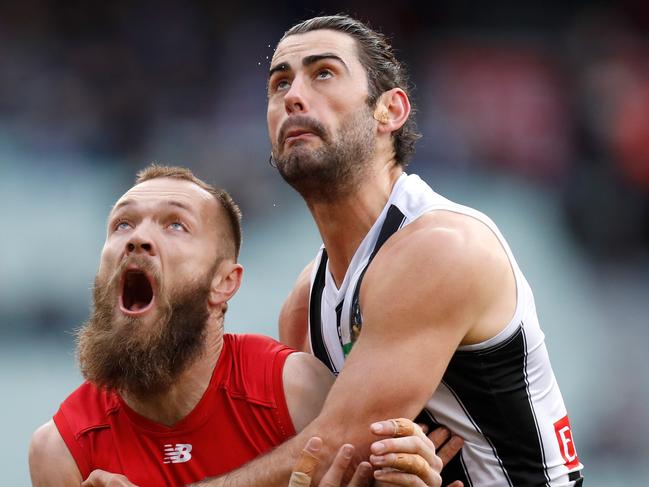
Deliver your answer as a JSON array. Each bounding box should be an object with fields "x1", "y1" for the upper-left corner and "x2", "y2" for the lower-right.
[{"x1": 28, "y1": 165, "x2": 461, "y2": 487}]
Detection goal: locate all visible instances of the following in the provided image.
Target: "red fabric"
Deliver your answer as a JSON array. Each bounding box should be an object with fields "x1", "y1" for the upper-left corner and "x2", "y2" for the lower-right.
[{"x1": 53, "y1": 334, "x2": 296, "y2": 487}]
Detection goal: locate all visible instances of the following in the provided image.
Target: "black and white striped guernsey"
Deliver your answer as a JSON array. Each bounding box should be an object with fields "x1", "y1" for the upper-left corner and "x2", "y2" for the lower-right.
[{"x1": 308, "y1": 173, "x2": 584, "y2": 486}]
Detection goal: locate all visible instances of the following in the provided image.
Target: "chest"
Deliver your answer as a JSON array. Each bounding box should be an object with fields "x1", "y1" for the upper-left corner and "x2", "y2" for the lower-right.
[
  {"x1": 84, "y1": 394, "x2": 285, "y2": 486},
  {"x1": 310, "y1": 205, "x2": 409, "y2": 374}
]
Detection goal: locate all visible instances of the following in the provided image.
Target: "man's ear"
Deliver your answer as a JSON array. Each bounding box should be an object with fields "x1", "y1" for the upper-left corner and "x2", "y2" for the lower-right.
[
  {"x1": 208, "y1": 262, "x2": 244, "y2": 308},
  {"x1": 373, "y1": 88, "x2": 411, "y2": 135}
]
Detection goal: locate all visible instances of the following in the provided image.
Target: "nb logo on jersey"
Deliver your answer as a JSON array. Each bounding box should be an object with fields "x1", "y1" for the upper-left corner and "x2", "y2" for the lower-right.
[{"x1": 163, "y1": 444, "x2": 193, "y2": 464}]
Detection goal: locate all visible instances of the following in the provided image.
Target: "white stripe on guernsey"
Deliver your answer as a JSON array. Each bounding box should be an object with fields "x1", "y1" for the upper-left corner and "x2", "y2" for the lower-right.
[
  {"x1": 320, "y1": 289, "x2": 343, "y2": 373},
  {"x1": 459, "y1": 453, "x2": 474, "y2": 487},
  {"x1": 418, "y1": 408, "x2": 473, "y2": 487},
  {"x1": 427, "y1": 383, "x2": 511, "y2": 486}
]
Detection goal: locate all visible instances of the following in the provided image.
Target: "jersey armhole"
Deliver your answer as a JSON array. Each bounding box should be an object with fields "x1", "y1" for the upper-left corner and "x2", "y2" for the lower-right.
[
  {"x1": 271, "y1": 347, "x2": 298, "y2": 439},
  {"x1": 53, "y1": 408, "x2": 92, "y2": 479}
]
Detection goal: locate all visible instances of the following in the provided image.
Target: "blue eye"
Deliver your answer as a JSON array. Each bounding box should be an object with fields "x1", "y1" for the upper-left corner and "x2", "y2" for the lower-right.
[
  {"x1": 115, "y1": 221, "x2": 132, "y2": 231},
  {"x1": 316, "y1": 70, "x2": 332, "y2": 79},
  {"x1": 169, "y1": 222, "x2": 186, "y2": 232}
]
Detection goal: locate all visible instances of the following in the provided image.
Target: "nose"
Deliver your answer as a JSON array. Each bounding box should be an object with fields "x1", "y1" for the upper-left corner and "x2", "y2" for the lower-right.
[
  {"x1": 284, "y1": 75, "x2": 308, "y2": 114},
  {"x1": 125, "y1": 231, "x2": 156, "y2": 256}
]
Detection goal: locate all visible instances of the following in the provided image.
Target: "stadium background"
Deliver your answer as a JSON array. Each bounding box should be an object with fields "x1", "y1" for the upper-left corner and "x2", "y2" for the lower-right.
[{"x1": 1, "y1": 0, "x2": 648, "y2": 484}]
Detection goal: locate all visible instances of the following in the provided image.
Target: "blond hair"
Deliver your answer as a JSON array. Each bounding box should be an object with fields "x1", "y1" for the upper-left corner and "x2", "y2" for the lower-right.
[{"x1": 135, "y1": 164, "x2": 242, "y2": 259}]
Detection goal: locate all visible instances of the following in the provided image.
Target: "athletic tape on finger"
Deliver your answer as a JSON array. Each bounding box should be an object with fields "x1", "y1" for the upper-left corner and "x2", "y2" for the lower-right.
[
  {"x1": 288, "y1": 472, "x2": 312, "y2": 487},
  {"x1": 390, "y1": 418, "x2": 420, "y2": 437},
  {"x1": 288, "y1": 448, "x2": 319, "y2": 487},
  {"x1": 392, "y1": 453, "x2": 430, "y2": 478}
]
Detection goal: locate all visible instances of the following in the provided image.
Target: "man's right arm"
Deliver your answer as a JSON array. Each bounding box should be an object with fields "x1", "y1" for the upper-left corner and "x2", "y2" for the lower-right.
[{"x1": 29, "y1": 420, "x2": 83, "y2": 486}]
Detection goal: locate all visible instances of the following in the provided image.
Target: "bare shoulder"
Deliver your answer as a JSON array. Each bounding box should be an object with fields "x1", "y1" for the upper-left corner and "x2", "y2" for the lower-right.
[
  {"x1": 283, "y1": 352, "x2": 334, "y2": 432},
  {"x1": 362, "y1": 210, "x2": 515, "y2": 343},
  {"x1": 369, "y1": 210, "x2": 507, "y2": 291},
  {"x1": 29, "y1": 420, "x2": 82, "y2": 486},
  {"x1": 401, "y1": 210, "x2": 507, "y2": 264},
  {"x1": 279, "y1": 260, "x2": 314, "y2": 351}
]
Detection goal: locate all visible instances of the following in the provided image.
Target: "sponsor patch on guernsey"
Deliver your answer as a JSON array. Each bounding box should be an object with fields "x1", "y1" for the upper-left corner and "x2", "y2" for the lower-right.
[{"x1": 553, "y1": 416, "x2": 579, "y2": 469}]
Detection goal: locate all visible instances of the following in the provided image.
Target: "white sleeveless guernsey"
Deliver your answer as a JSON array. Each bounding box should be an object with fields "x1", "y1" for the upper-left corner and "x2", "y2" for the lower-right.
[{"x1": 308, "y1": 174, "x2": 584, "y2": 486}]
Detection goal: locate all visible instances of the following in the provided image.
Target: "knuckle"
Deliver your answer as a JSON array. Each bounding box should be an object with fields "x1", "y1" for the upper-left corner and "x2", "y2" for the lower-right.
[{"x1": 414, "y1": 436, "x2": 427, "y2": 450}]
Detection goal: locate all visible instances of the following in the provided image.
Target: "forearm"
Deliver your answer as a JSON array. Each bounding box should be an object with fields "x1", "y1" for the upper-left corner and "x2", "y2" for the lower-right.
[{"x1": 190, "y1": 433, "x2": 304, "y2": 487}]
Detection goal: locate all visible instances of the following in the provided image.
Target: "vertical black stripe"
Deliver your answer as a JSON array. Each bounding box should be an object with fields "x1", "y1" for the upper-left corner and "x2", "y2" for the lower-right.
[
  {"x1": 369, "y1": 204, "x2": 407, "y2": 261},
  {"x1": 309, "y1": 250, "x2": 337, "y2": 374},
  {"x1": 443, "y1": 327, "x2": 549, "y2": 486},
  {"x1": 348, "y1": 205, "x2": 406, "y2": 340},
  {"x1": 335, "y1": 301, "x2": 344, "y2": 348},
  {"x1": 414, "y1": 409, "x2": 471, "y2": 486},
  {"x1": 442, "y1": 381, "x2": 512, "y2": 486},
  {"x1": 522, "y1": 327, "x2": 550, "y2": 485}
]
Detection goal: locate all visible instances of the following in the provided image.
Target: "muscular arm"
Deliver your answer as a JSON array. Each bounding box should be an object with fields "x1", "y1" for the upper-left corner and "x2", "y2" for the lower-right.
[
  {"x1": 278, "y1": 261, "x2": 313, "y2": 352},
  {"x1": 297, "y1": 214, "x2": 503, "y2": 464},
  {"x1": 29, "y1": 420, "x2": 83, "y2": 486},
  {"x1": 196, "y1": 213, "x2": 513, "y2": 486},
  {"x1": 283, "y1": 351, "x2": 335, "y2": 432}
]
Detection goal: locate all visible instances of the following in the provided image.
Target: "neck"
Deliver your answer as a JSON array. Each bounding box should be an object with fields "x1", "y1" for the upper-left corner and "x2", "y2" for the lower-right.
[
  {"x1": 120, "y1": 318, "x2": 224, "y2": 427},
  {"x1": 306, "y1": 163, "x2": 403, "y2": 287}
]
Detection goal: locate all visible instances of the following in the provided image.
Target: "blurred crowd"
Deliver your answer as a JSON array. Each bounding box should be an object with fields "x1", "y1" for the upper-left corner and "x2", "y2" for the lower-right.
[{"x1": 1, "y1": 0, "x2": 648, "y2": 261}]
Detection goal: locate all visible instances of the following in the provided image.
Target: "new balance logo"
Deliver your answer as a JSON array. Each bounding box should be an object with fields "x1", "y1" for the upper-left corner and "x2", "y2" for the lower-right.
[{"x1": 163, "y1": 444, "x2": 193, "y2": 464}]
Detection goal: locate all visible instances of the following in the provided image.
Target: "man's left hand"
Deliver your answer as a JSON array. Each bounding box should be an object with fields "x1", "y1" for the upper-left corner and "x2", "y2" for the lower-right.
[
  {"x1": 370, "y1": 418, "x2": 464, "y2": 487},
  {"x1": 81, "y1": 470, "x2": 139, "y2": 487}
]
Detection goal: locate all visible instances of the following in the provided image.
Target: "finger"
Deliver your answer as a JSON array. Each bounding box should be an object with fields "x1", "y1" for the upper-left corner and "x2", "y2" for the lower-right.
[
  {"x1": 82, "y1": 470, "x2": 137, "y2": 487},
  {"x1": 371, "y1": 452, "x2": 432, "y2": 481},
  {"x1": 319, "y1": 444, "x2": 355, "y2": 487},
  {"x1": 427, "y1": 427, "x2": 451, "y2": 449},
  {"x1": 371, "y1": 436, "x2": 438, "y2": 468},
  {"x1": 418, "y1": 423, "x2": 430, "y2": 435},
  {"x1": 82, "y1": 470, "x2": 112, "y2": 487},
  {"x1": 371, "y1": 418, "x2": 424, "y2": 439},
  {"x1": 347, "y1": 461, "x2": 373, "y2": 487},
  {"x1": 289, "y1": 437, "x2": 322, "y2": 487},
  {"x1": 374, "y1": 469, "x2": 441, "y2": 487},
  {"x1": 436, "y1": 435, "x2": 464, "y2": 467},
  {"x1": 447, "y1": 481, "x2": 464, "y2": 487}
]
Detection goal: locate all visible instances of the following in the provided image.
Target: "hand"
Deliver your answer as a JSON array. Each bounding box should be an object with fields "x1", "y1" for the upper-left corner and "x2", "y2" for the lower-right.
[
  {"x1": 288, "y1": 437, "x2": 372, "y2": 487},
  {"x1": 369, "y1": 418, "x2": 464, "y2": 487},
  {"x1": 81, "y1": 470, "x2": 139, "y2": 487}
]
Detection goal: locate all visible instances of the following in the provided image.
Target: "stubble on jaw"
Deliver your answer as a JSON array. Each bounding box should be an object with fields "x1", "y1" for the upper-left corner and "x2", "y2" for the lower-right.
[{"x1": 272, "y1": 106, "x2": 376, "y2": 203}]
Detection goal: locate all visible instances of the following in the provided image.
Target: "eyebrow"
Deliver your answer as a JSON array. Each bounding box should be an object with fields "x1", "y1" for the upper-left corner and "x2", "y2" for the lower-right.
[{"x1": 268, "y1": 53, "x2": 350, "y2": 79}]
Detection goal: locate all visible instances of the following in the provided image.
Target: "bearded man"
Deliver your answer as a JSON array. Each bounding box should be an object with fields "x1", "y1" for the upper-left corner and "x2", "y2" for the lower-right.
[{"x1": 28, "y1": 165, "x2": 459, "y2": 487}]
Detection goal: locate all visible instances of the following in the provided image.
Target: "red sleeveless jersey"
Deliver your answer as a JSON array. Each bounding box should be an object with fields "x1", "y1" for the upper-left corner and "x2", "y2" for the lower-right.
[{"x1": 53, "y1": 334, "x2": 296, "y2": 486}]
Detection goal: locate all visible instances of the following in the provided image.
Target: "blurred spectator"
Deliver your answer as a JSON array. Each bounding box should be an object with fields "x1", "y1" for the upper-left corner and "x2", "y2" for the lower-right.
[
  {"x1": 562, "y1": 7, "x2": 649, "y2": 261},
  {"x1": 421, "y1": 41, "x2": 572, "y2": 182}
]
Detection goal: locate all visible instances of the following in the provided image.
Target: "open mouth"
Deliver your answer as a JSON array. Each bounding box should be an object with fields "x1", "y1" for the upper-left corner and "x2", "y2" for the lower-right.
[{"x1": 120, "y1": 269, "x2": 155, "y2": 314}]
